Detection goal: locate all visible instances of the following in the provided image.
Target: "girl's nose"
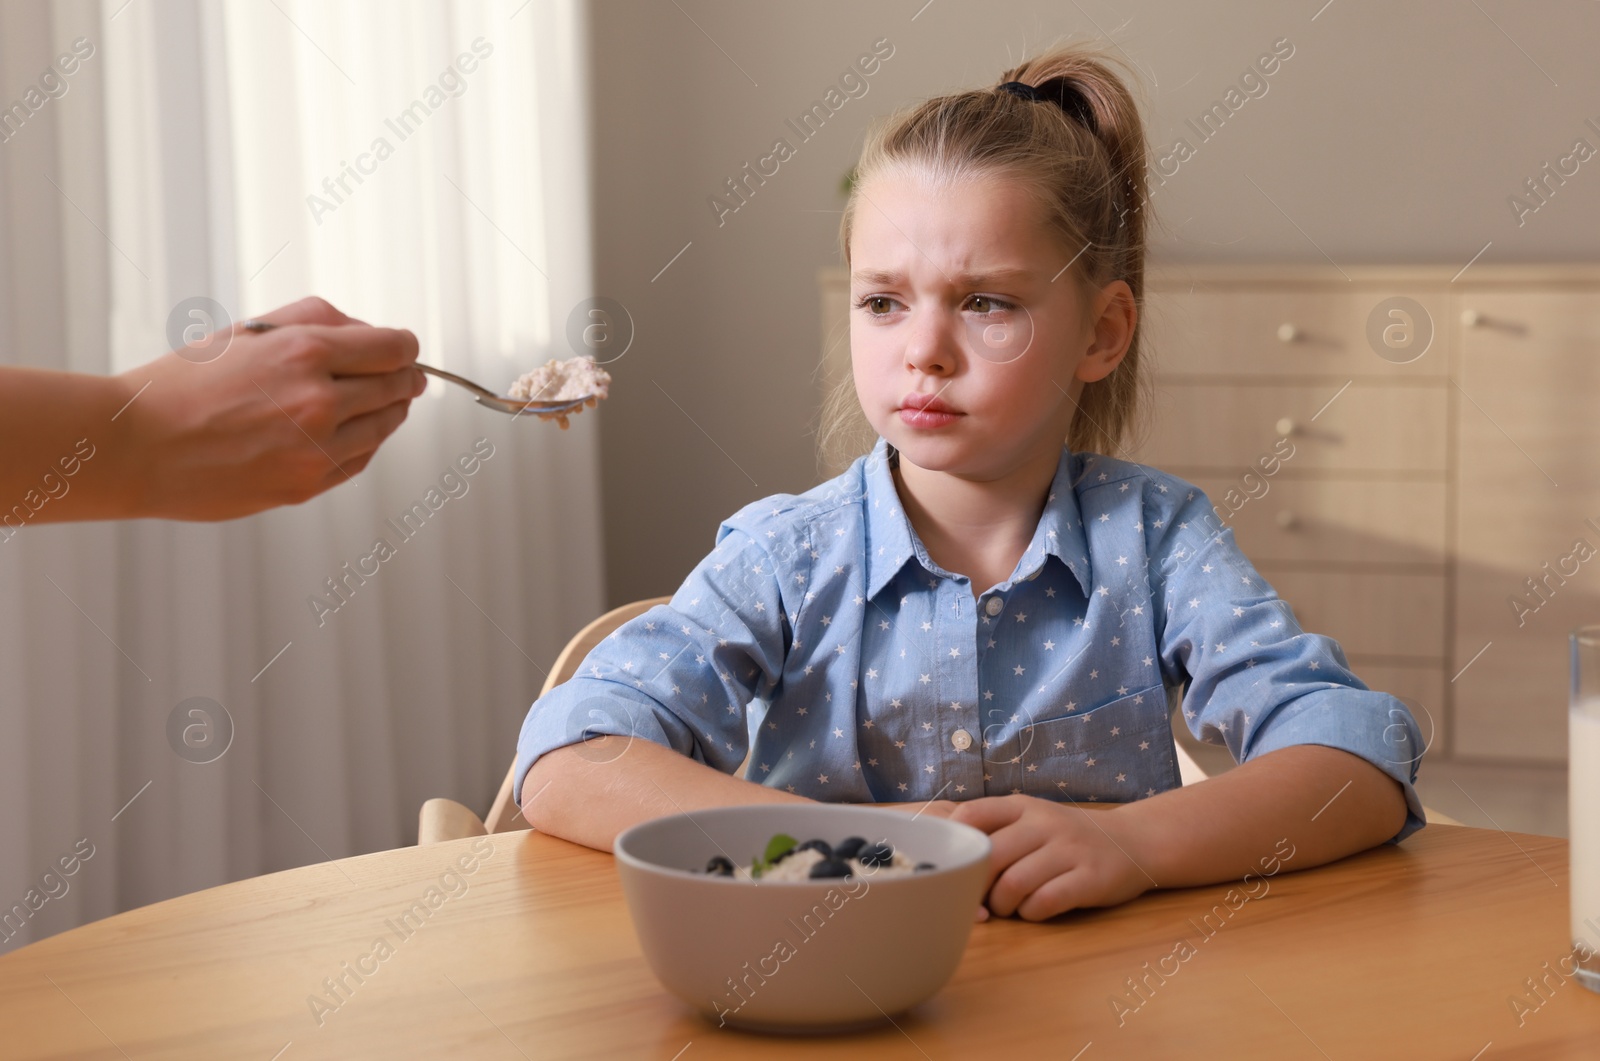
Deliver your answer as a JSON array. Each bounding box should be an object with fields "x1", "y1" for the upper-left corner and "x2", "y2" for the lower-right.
[{"x1": 902, "y1": 307, "x2": 961, "y2": 377}]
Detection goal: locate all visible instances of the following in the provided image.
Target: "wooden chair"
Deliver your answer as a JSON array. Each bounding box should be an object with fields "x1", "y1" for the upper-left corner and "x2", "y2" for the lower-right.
[
  {"x1": 417, "y1": 599, "x2": 1459, "y2": 843},
  {"x1": 417, "y1": 596, "x2": 672, "y2": 844}
]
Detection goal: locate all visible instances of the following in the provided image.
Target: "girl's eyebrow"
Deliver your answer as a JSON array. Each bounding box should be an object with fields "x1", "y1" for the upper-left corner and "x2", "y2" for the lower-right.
[{"x1": 851, "y1": 266, "x2": 1034, "y2": 287}]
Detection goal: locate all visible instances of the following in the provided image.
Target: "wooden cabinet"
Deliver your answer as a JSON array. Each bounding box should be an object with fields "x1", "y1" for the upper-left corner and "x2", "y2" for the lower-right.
[
  {"x1": 817, "y1": 264, "x2": 1600, "y2": 764},
  {"x1": 1452, "y1": 285, "x2": 1600, "y2": 761}
]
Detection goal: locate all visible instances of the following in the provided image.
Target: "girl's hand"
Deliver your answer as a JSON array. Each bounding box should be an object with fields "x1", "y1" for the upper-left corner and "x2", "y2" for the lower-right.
[{"x1": 948, "y1": 795, "x2": 1155, "y2": 921}]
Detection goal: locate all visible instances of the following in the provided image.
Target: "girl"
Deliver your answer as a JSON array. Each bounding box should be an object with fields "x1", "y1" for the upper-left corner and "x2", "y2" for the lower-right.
[{"x1": 515, "y1": 43, "x2": 1423, "y2": 922}]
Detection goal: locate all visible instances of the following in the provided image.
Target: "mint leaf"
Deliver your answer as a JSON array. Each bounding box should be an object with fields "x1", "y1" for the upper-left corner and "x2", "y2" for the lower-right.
[
  {"x1": 748, "y1": 833, "x2": 797, "y2": 879},
  {"x1": 764, "y1": 833, "x2": 797, "y2": 864}
]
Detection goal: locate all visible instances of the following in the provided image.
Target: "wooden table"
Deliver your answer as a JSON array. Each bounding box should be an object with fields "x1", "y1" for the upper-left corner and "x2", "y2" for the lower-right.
[{"x1": 1, "y1": 823, "x2": 1596, "y2": 1059}]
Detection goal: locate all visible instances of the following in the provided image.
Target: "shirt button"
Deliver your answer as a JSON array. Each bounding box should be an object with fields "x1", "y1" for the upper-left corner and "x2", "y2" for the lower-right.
[
  {"x1": 951, "y1": 729, "x2": 973, "y2": 751},
  {"x1": 984, "y1": 596, "x2": 1003, "y2": 617}
]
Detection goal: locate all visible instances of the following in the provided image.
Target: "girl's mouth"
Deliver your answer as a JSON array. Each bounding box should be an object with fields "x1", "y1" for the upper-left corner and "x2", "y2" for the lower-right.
[
  {"x1": 898, "y1": 391, "x2": 961, "y2": 429},
  {"x1": 898, "y1": 406, "x2": 963, "y2": 429}
]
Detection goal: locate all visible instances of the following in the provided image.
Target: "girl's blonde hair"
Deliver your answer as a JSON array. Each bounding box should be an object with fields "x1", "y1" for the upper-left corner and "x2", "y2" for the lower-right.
[{"x1": 821, "y1": 41, "x2": 1155, "y2": 474}]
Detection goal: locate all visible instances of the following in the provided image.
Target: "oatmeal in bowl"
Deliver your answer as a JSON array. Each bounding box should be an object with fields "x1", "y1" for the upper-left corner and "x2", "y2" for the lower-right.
[
  {"x1": 613, "y1": 804, "x2": 989, "y2": 1033},
  {"x1": 702, "y1": 831, "x2": 935, "y2": 881}
]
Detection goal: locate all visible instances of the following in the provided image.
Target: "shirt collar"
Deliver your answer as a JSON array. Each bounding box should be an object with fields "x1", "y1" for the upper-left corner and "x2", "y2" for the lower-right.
[{"x1": 860, "y1": 436, "x2": 1093, "y2": 601}]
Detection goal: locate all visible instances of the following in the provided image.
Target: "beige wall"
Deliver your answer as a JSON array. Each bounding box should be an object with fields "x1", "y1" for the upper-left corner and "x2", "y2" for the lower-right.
[{"x1": 584, "y1": 0, "x2": 1600, "y2": 606}]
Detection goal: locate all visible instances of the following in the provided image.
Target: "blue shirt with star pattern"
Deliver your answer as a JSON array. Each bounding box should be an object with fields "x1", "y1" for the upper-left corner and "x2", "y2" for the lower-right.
[{"x1": 515, "y1": 436, "x2": 1426, "y2": 843}]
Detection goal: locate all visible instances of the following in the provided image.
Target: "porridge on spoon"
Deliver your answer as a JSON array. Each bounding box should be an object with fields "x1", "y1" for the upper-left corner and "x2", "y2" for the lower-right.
[{"x1": 509, "y1": 357, "x2": 612, "y2": 428}]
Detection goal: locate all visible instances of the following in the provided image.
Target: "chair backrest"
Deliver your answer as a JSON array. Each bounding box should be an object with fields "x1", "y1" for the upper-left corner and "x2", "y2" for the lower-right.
[{"x1": 483, "y1": 596, "x2": 672, "y2": 833}]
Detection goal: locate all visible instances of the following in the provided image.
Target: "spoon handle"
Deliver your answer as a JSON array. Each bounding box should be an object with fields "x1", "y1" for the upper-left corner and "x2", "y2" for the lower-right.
[{"x1": 416, "y1": 363, "x2": 499, "y2": 400}]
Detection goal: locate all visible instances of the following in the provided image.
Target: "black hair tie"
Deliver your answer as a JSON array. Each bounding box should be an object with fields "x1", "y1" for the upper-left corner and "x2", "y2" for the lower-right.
[{"x1": 997, "y1": 78, "x2": 1097, "y2": 134}]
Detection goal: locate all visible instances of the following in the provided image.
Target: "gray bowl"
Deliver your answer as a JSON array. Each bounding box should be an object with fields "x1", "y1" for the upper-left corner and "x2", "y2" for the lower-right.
[{"x1": 613, "y1": 803, "x2": 991, "y2": 1033}]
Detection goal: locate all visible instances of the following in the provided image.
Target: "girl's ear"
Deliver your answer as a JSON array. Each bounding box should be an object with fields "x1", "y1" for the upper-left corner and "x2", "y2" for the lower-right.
[{"x1": 1072, "y1": 280, "x2": 1137, "y2": 384}]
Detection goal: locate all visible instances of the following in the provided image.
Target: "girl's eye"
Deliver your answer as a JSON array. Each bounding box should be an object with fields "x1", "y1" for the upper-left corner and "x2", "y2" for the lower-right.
[
  {"x1": 968, "y1": 295, "x2": 1015, "y2": 316},
  {"x1": 853, "y1": 295, "x2": 897, "y2": 316}
]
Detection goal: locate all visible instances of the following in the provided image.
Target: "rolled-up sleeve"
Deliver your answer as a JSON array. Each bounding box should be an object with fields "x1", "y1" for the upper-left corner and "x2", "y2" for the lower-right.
[
  {"x1": 513, "y1": 523, "x2": 791, "y2": 813},
  {"x1": 1148, "y1": 486, "x2": 1426, "y2": 844}
]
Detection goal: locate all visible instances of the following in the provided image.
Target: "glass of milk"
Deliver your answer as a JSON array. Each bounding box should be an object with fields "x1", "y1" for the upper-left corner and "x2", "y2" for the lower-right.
[{"x1": 1570, "y1": 625, "x2": 1600, "y2": 993}]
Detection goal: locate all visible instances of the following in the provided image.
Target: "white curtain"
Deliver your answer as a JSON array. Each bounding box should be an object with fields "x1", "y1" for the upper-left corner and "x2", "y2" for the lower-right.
[{"x1": 0, "y1": 0, "x2": 601, "y2": 952}]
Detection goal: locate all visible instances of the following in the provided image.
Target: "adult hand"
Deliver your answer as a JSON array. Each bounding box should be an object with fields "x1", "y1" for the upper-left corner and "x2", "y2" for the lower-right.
[
  {"x1": 948, "y1": 794, "x2": 1154, "y2": 921},
  {"x1": 121, "y1": 296, "x2": 424, "y2": 519}
]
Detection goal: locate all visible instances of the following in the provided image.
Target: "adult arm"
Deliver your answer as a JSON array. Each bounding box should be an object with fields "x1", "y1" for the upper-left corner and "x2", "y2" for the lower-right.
[{"x1": 0, "y1": 296, "x2": 422, "y2": 526}]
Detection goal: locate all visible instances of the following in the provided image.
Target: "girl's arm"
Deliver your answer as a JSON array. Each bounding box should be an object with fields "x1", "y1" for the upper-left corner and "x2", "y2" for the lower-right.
[
  {"x1": 951, "y1": 743, "x2": 1406, "y2": 921},
  {"x1": 523, "y1": 738, "x2": 811, "y2": 852},
  {"x1": 522, "y1": 737, "x2": 961, "y2": 852},
  {"x1": 1114, "y1": 742, "x2": 1406, "y2": 887},
  {"x1": 513, "y1": 519, "x2": 805, "y2": 849}
]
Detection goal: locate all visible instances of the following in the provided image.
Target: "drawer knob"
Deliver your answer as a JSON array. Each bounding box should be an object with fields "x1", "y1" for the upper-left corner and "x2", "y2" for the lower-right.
[
  {"x1": 1461, "y1": 309, "x2": 1483, "y2": 327},
  {"x1": 1275, "y1": 417, "x2": 1297, "y2": 437},
  {"x1": 1276, "y1": 322, "x2": 1299, "y2": 343},
  {"x1": 1275, "y1": 510, "x2": 1299, "y2": 531}
]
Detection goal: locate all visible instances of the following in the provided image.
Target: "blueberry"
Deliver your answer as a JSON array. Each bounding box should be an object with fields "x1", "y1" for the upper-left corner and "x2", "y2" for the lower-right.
[
  {"x1": 705, "y1": 855, "x2": 735, "y2": 876},
  {"x1": 808, "y1": 858, "x2": 853, "y2": 879},
  {"x1": 914, "y1": 861, "x2": 937, "y2": 872},
  {"x1": 794, "y1": 838, "x2": 833, "y2": 859},
  {"x1": 834, "y1": 836, "x2": 867, "y2": 861},
  {"x1": 858, "y1": 841, "x2": 894, "y2": 868}
]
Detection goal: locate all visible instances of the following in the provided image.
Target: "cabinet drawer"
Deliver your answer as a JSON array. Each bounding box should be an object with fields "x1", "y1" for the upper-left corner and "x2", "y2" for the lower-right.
[
  {"x1": 1143, "y1": 284, "x2": 1448, "y2": 378},
  {"x1": 1258, "y1": 568, "x2": 1446, "y2": 660},
  {"x1": 1188, "y1": 477, "x2": 1447, "y2": 567},
  {"x1": 1138, "y1": 381, "x2": 1447, "y2": 474}
]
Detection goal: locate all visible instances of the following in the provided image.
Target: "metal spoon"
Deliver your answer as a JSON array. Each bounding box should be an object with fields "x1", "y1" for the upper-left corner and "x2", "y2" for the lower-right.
[{"x1": 238, "y1": 319, "x2": 596, "y2": 417}]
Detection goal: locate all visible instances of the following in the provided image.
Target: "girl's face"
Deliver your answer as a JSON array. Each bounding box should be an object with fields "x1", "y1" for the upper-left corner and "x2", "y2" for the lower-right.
[{"x1": 848, "y1": 167, "x2": 1131, "y2": 481}]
